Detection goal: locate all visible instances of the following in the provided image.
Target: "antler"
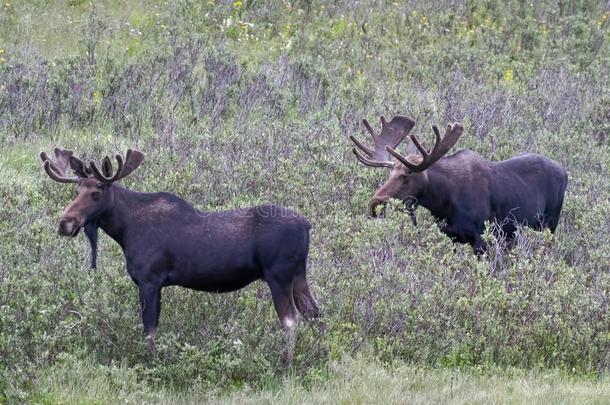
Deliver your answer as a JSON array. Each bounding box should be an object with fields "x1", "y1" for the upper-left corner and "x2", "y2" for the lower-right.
[
  {"x1": 90, "y1": 154, "x2": 124, "y2": 182},
  {"x1": 350, "y1": 115, "x2": 415, "y2": 168},
  {"x1": 386, "y1": 122, "x2": 464, "y2": 173},
  {"x1": 40, "y1": 147, "x2": 144, "y2": 184},
  {"x1": 40, "y1": 147, "x2": 88, "y2": 183},
  {"x1": 89, "y1": 149, "x2": 144, "y2": 183}
]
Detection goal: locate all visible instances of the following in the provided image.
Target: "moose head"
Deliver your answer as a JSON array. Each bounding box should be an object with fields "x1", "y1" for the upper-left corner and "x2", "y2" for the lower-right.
[
  {"x1": 350, "y1": 115, "x2": 463, "y2": 219},
  {"x1": 40, "y1": 148, "x2": 144, "y2": 237}
]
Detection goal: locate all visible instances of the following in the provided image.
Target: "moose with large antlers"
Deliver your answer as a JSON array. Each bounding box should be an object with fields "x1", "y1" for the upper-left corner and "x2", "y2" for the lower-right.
[
  {"x1": 40, "y1": 147, "x2": 320, "y2": 364},
  {"x1": 351, "y1": 115, "x2": 568, "y2": 254}
]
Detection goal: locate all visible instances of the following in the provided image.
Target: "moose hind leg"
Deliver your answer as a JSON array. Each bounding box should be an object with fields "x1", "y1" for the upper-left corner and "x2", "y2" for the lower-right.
[
  {"x1": 293, "y1": 272, "x2": 320, "y2": 321},
  {"x1": 139, "y1": 284, "x2": 162, "y2": 353},
  {"x1": 265, "y1": 272, "x2": 299, "y2": 366}
]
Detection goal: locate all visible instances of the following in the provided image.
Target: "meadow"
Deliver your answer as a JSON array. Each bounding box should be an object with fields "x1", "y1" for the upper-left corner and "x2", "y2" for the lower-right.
[{"x1": 0, "y1": 0, "x2": 609, "y2": 402}]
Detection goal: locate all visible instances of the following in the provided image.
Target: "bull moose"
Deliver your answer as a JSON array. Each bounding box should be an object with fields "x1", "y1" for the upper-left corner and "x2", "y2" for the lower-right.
[
  {"x1": 350, "y1": 115, "x2": 568, "y2": 254},
  {"x1": 40, "y1": 147, "x2": 320, "y2": 364}
]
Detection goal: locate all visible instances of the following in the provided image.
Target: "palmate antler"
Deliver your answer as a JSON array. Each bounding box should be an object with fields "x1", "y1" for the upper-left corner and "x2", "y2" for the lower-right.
[
  {"x1": 40, "y1": 148, "x2": 91, "y2": 183},
  {"x1": 89, "y1": 149, "x2": 145, "y2": 183},
  {"x1": 350, "y1": 115, "x2": 416, "y2": 168},
  {"x1": 41, "y1": 148, "x2": 145, "y2": 184},
  {"x1": 387, "y1": 122, "x2": 464, "y2": 172}
]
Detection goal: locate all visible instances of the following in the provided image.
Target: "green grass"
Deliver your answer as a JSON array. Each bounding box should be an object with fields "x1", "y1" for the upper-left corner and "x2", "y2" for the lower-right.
[
  {"x1": 1, "y1": 0, "x2": 609, "y2": 402},
  {"x1": 0, "y1": 0, "x2": 164, "y2": 60},
  {"x1": 31, "y1": 355, "x2": 610, "y2": 404}
]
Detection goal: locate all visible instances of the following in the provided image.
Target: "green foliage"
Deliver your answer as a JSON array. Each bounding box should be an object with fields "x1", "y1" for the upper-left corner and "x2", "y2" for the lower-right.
[
  {"x1": 24, "y1": 355, "x2": 610, "y2": 404},
  {"x1": 0, "y1": 0, "x2": 609, "y2": 401}
]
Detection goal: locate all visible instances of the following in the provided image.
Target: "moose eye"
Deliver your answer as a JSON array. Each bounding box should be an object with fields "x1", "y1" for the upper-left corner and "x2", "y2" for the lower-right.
[{"x1": 91, "y1": 192, "x2": 101, "y2": 201}]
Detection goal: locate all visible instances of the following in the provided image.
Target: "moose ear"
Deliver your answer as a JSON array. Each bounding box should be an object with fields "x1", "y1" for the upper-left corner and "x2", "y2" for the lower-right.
[{"x1": 69, "y1": 156, "x2": 90, "y2": 178}]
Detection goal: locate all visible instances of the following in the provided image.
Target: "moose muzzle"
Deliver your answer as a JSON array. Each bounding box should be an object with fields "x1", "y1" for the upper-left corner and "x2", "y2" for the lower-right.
[
  {"x1": 58, "y1": 216, "x2": 82, "y2": 237},
  {"x1": 368, "y1": 196, "x2": 387, "y2": 218},
  {"x1": 368, "y1": 195, "x2": 418, "y2": 224}
]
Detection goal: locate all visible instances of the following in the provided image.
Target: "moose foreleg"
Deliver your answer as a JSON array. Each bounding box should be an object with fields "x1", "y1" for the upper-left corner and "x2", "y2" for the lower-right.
[
  {"x1": 139, "y1": 284, "x2": 161, "y2": 354},
  {"x1": 472, "y1": 233, "x2": 487, "y2": 256},
  {"x1": 266, "y1": 274, "x2": 299, "y2": 367},
  {"x1": 283, "y1": 316, "x2": 298, "y2": 367}
]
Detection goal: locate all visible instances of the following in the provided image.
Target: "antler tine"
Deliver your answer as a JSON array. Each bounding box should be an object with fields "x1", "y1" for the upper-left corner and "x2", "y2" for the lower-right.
[
  {"x1": 90, "y1": 154, "x2": 124, "y2": 183},
  {"x1": 410, "y1": 134, "x2": 430, "y2": 158},
  {"x1": 428, "y1": 122, "x2": 463, "y2": 161},
  {"x1": 89, "y1": 148, "x2": 145, "y2": 183},
  {"x1": 43, "y1": 160, "x2": 79, "y2": 183},
  {"x1": 349, "y1": 135, "x2": 375, "y2": 157},
  {"x1": 409, "y1": 125, "x2": 443, "y2": 159},
  {"x1": 351, "y1": 115, "x2": 416, "y2": 164},
  {"x1": 40, "y1": 152, "x2": 57, "y2": 174},
  {"x1": 116, "y1": 149, "x2": 145, "y2": 180},
  {"x1": 362, "y1": 119, "x2": 377, "y2": 139},
  {"x1": 89, "y1": 160, "x2": 107, "y2": 182},
  {"x1": 40, "y1": 148, "x2": 82, "y2": 183},
  {"x1": 431, "y1": 125, "x2": 442, "y2": 146},
  {"x1": 112, "y1": 155, "x2": 125, "y2": 181},
  {"x1": 101, "y1": 156, "x2": 113, "y2": 178},
  {"x1": 386, "y1": 122, "x2": 463, "y2": 173},
  {"x1": 352, "y1": 148, "x2": 394, "y2": 168},
  {"x1": 46, "y1": 160, "x2": 66, "y2": 178},
  {"x1": 386, "y1": 146, "x2": 421, "y2": 172}
]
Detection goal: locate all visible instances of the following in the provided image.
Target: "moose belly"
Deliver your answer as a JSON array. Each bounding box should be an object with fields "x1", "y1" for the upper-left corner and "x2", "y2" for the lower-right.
[
  {"x1": 171, "y1": 263, "x2": 263, "y2": 293},
  {"x1": 163, "y1": 243, "x2": 264, "y2": 293},
  {"x1": 492, "y1": 197, "x2": 546, "y2": 234},
  {"x1": 125, "y1": 234, "x2": 264, "y2": 292}
]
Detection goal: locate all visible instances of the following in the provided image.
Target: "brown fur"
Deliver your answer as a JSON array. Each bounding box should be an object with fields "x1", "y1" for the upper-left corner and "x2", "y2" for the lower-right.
[{"x1": 353, "y1": 118, "x2": 568, "y2": 254}]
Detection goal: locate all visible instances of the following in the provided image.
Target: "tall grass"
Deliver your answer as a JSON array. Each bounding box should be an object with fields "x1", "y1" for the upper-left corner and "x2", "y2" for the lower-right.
[
  {"x1": 0, "y1": 0, "x2": 609, "y2": 402},
  {"x1": 30, "y1": 355, "x2": 610, "y2": 404}
]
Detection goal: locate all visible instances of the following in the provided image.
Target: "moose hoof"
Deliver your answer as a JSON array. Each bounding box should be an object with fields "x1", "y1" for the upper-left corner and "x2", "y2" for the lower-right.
[{"x1": 282, "y1": 350, "x2": 293, "y2": 367}]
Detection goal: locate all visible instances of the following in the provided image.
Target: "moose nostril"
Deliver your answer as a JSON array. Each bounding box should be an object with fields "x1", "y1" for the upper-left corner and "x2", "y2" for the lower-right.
[
  {"x1": 58, "y1": 221, "x2": 72, "y2": 236},
  {"x1": 58, "y1": 218, "x2": 80, "y2": 236}
]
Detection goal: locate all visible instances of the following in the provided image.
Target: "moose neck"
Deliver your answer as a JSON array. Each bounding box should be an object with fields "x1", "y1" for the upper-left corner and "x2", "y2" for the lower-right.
[
  {"x1": 97, "y1": 183, "x2": 136, "y2": 249},
  {"x1": 416, "y1": 164, "x2": 453, "y2": 220}
]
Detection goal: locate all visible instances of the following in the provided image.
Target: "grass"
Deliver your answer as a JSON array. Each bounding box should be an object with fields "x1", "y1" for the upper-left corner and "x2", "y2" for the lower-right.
[
  {"x1": 1, "y1": 0, "x2": 609, "y2": 403},
  {"x1": 32, "y1": 356, "x2": 610, "y2": 404},
  {"x1": 0, "y1": 0, "x2": 164, "y2": 60}
]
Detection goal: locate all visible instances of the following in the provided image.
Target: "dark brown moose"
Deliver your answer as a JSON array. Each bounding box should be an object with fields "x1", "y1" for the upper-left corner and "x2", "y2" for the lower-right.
[
  {"x1": 350, "y1": 115, "x2": 568, "y2": 254},
  {"x1": 40, "y1": 147, "x2": 320, "y2": 364}
]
